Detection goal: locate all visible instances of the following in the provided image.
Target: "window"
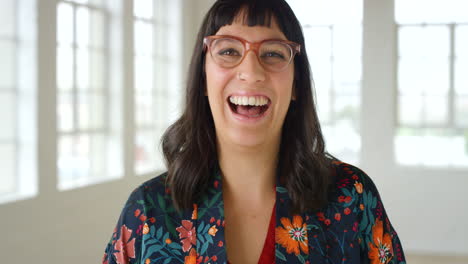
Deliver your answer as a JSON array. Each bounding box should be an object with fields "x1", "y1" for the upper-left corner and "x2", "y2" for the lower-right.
[
  {"x1": 134, "y1": 0, "x2": 182, "y2": 175},
  {"x1": 395, "y1": 0, "x2": 468, "y2": 167},
  {"x1": 288, "y1": 0, "x2": 363, "y2": 163},
  {"x1": 56, "y1": 0, "x2": 123, "y2": 190},
  {"x1": 0, "y1": 0, "x2": 37, "y2": 204}
]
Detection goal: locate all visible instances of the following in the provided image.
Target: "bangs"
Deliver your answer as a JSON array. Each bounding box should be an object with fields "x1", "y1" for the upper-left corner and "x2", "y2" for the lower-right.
[{"x1": 208, "y1": 1, "x2": 282, "y2": 35}]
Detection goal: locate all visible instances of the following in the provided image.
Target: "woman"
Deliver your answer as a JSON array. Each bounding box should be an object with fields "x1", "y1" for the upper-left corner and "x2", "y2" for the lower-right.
[{"x1": 103, "y1": 0, "x2": 406, "y2": 263}]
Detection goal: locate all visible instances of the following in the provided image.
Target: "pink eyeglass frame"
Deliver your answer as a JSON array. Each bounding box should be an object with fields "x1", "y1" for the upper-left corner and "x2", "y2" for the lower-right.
[{"x1": 203, "y1": 35, "x2": 301, "y2": 71}]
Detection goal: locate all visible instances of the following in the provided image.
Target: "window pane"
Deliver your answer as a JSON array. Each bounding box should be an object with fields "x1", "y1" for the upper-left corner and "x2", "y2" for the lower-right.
[
  {"x1": 90, "y1": 10, "x2": 105, "y2": 49},
  {"x1": 0, "y1": 143, "x2": 15, "y2": 194},
  {"x1": 57, "y1": 44, "x2": 74, "y2": 91},
  {"x1": 396, "y1": 0, "x2": 468, "y2": 24},
  {"x1": 0, "y1": 0, "x2": 15, "y2": 36},
  {"x1": 136, "y1": 92, "x2": 153, "y2": 126},
  {"x1": 77, "y1": 48, "x2": 90, "y2": 90},
  {"x1": 424, "y1": 96, "x2": 448, "y2": 125},
  {"x1": 58, "y1": 93, "x2": 74, "y2": 132},
  {"x1": 304, "y1": 26, "x2": 332, "y2": 59},
  {"x1": 57, "y1": 2, "x2": 74, "y2": 45},
  {"x1": 135, "y1": 130, "x2": 160, "y2": 174},
  {"x1": 455, "y1": 60, "x2": 468, "y2": 95},
  {"x1": 399, "y1": 95, "x2": 422, "y2": 126},
  {"x1": 335, "y1": 95, "x2": 360, "y2": 123},
  {"x1": 399, "y1": 26, "x2": 450, "y2": 58},
  {"x1": 395, "y1": 128, "x2": 468, "y2": 167},
  {"x1": 0, "y1": 41, "x2": 15, "y2": 88},
  {"x1": 422, "y1": 59, "x2": 449, "y2": 96},
  {"x1": 89, "y1": 133, "x2": 106, "y2": 176},
  {"x1": 134, "y1": 20, "x2": 153, "y2": 56},
  {"x1": 134, "y1": 0, "x2": 154, "y2": 19},
  {"x1": 90, "y1": 50, "x2": 105, "y2": 89},
  {"x1": 0, "y1": 92, "x2": 15, "y2": 141},
  {"x1": 135, "y1": 56, "x2": 153, "y2": 92},
  {"x1": 456, "y1": 25, "x2": 468, "y2": 57},
  {"x1": 334, "y1": 61, "x2": 361, "y2": 95},
  {"x1": 58, "y1": 135, "x2": 90, "y2": 184},
  {"x1": 398, "y1": 58, "x2": 425, "y2": 95},
  {"x1": 76, "y1": 7, "x2": 90, "y2": 48},
  {"x1": 455, "y1": 96, "x2": 468, "y2": 127},
  {"x1": 78, "y1": 92, "x2": 104, "y2": 130},
  {"x1": 288, "y1": 0, "x2": 362, "y2": 25},
  {"x1": 316, "y1": 95, "x2": 331, "y2": 123},
  {"x1": 70, "y1": 0, "x2": 104, "y2": 5}
]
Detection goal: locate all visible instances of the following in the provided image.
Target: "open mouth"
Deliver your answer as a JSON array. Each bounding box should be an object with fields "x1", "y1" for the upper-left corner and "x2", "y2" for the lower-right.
[{"x1": 228, "y1": 96, "x2": 271, "y2": 118}]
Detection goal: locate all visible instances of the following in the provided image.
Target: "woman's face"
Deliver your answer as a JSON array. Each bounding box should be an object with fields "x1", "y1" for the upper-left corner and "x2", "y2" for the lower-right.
[{"x1": 205, "y1": 18, "x2": 295, "y2": 151}]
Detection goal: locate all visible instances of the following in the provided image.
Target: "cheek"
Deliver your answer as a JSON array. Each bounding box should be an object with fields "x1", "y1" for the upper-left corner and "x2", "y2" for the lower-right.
[{"x1": 205, "y1": 61, "x2": 232, "y2": 97}]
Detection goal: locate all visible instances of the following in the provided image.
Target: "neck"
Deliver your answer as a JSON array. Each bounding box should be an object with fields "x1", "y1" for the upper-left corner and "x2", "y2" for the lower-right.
[{"x1": 218, "y1": 139, "x2": 279, "y2": 208}]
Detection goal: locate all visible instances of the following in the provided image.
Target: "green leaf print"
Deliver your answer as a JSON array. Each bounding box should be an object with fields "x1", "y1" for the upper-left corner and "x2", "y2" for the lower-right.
[
  {"x1": 298, "y1": 254, "x2": 306, "y2": 264},
  {"x1": 276, "y1": 249, "x2": 287, "y2": 261},
  {"x1": 157, "y1": 226, "x2": 163, "y2": 240},
  {"x1": 276, "y1": 187, "x2": 288, "y2": 193},
  {"x1": 207, "y1": 192, "x2": 222, "y2": 208},
  {"x1": 157, "y1": 194, "x2": 166, "y2": 211}
]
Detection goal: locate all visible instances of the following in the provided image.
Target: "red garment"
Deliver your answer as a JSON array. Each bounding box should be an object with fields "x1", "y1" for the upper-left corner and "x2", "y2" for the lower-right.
[{"x1": 227, "y1": 204, "x2": 276, "y2": 264}]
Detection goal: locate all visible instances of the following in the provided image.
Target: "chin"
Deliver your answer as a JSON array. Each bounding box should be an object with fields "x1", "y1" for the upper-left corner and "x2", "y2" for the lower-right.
[{"x1": 225, "y1": 128, "x2": 273, "y2": 150}]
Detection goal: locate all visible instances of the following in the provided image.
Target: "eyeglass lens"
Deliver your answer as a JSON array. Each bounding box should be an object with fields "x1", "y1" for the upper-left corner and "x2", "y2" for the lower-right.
[{"x1": 210, "y1": 38, "x2": 293, "y2": 71}]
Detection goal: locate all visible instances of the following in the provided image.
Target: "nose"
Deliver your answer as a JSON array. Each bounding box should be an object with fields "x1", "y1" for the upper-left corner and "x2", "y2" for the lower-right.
[{"x1": 236, "y1": 50, "x2": 266, "y2": 83}]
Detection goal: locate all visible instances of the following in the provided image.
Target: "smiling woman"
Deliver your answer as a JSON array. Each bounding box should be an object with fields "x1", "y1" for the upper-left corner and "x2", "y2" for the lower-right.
[{"x1": 102, "y1": 0, "x2": 406, "y2": 263}]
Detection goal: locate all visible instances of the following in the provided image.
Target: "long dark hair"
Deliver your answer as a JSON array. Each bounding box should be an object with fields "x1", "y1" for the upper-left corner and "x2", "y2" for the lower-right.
[{"x1": 162, "y1": 0, "x2": 332, "y2": 214}]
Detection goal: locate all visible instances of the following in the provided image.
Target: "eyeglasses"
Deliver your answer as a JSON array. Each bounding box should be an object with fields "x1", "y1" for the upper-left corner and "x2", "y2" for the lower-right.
[{"x1": 203, "y1": 35, "x2": 301, "y2": 72}]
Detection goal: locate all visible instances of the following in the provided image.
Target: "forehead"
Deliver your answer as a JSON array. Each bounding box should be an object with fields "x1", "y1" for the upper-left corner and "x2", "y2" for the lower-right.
[{"x1": 215, "y1": 15, "x2": 287, "y2": 41}]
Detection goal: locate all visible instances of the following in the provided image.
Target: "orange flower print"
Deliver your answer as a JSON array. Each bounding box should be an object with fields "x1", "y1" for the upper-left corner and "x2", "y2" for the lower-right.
[
  {"x1": 113, "y1": 225, "x2": 136, "y2": 264},
  {"x1": 176, "y1": 220, "x2": 197, "y2": 252},
  {"x1": 145, "y1": 259, "x2": 151, "y2": 264},
  {"x1": 139, "y1": 215, "x2": 147, "y2": 222},
  {"x1": 276, "y1": 215, "x2": 309, "y2": 256},
  {"x1": 165, "y1": 238, "x2": 172, "y2": 244},
  {"x1": 208, "y1": 225, "x2": 218, "y2": 236},
  {"x1": 184, "y1": 248, "x2": 198, "y2": 264},
  {"x1": 360, "y1": 204, "x2": 365, "y2": 211},
  {"x1": 192, "y1": 204, "x2": 198, "y2": 220},
  {"x1": 142, "y1": 223, "x2": 150, "y2": 235},
  {"x1": 354, "y1": 181, "x2": 363, "y2": 194},
  {"x1": 368, "y1": 219, "x2": 393, "y2": 264}
]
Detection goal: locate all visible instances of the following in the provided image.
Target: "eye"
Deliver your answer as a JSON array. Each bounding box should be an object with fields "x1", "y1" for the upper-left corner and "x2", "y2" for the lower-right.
[
  {"x1": 261, "y1": 51, "x2": 286, "y2": 60},
  {"x1": 218, "y1": 48, "x2": 241, "y2": 56}
]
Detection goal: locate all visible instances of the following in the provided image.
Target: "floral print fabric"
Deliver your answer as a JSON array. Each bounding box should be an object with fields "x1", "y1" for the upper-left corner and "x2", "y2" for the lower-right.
[{"x1": 102, "y1": 161, "x2": 406, "y2": 264}]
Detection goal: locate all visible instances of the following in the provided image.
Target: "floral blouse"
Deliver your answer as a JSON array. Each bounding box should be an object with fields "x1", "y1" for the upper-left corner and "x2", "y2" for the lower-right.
[{"x1": 102, "y1": 161, "x2": 406, "y2": 264}]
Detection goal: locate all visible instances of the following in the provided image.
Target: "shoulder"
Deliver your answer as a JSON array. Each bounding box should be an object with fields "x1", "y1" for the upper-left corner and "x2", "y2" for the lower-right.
[
  {"x1": 329, "y1": 160, "x2": 379, "y2": 195},
  {"x1": 325, "y1": 160, "x2": 384, "y2": 210}
]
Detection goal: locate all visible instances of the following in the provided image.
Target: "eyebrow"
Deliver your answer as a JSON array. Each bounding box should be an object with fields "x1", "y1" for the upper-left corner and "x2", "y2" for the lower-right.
[{"x1": 215, "y1": 29, "x2": 287, "y2": 41}]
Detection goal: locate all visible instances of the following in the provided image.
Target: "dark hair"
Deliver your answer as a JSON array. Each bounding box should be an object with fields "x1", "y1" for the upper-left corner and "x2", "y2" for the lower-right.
[{"x1": 162, "y1": 0, "x2": 332, "y2": 214}]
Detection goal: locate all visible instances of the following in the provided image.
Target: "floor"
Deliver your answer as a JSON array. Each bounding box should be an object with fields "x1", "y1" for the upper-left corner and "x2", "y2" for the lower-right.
[{"x1": 406, "y1": 253, "x2": 468, "y2": 264}]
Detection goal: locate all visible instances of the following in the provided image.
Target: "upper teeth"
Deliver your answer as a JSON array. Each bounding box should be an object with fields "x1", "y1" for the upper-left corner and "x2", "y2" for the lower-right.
[{"x1": 229, "y1": 96, "x2": 269, "y2": 106}]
